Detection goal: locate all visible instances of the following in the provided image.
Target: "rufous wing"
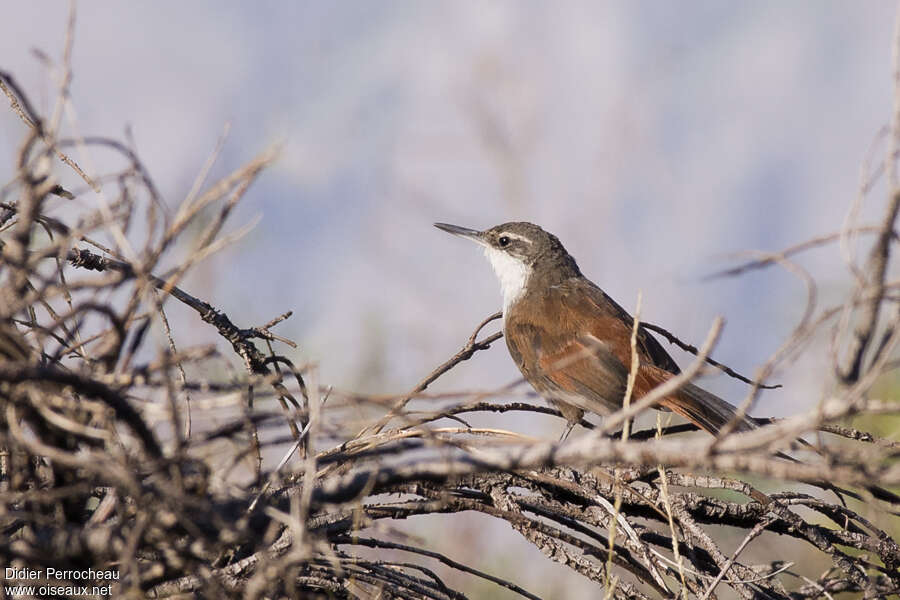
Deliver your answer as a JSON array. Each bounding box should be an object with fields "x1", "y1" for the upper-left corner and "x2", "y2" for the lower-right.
[{"x1": 504, "y1": 279, "x2": 750, "y2": 434}]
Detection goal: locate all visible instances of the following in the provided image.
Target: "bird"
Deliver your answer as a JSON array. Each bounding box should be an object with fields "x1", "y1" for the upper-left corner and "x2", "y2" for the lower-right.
[{"x1": 434, "y1": 221, "x2": 757, "y2": 439}]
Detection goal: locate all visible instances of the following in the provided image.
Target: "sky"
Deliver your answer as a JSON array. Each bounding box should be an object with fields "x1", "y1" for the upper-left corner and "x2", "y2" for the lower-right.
[
  {"x1": 2, "y1": 3, "x2": 899, "y2": 594},
  {"x1": 3, "y1": 0, "x2": 897, "y2": 413}
]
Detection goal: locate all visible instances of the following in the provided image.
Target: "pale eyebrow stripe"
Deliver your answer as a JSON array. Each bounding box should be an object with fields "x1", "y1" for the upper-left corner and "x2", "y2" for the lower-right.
[{"x1": 502, "y1": 232, "x2": 533, "y2": 244}]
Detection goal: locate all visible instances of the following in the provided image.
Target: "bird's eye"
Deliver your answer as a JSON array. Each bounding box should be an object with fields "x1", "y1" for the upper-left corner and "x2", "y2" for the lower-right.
[{"x1": 498, "y1": 236, "x2": 510, "y2": 247}]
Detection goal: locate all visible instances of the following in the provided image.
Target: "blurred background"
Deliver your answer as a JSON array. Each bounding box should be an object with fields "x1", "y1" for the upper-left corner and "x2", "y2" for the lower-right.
[{"x1": 2, "y1": 2, "x2": 898, "y2": 596}]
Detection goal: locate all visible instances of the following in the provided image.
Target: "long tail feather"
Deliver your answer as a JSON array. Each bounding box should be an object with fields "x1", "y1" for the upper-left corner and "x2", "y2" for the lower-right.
[{"x1": 660, "y1": 383, "x2": 756, "y2": 435}]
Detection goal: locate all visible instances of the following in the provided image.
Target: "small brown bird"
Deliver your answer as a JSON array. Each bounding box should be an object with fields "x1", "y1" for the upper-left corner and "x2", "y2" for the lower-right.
[{"x1": 435, "y1": 221, "x2": 755, "y2": 438}]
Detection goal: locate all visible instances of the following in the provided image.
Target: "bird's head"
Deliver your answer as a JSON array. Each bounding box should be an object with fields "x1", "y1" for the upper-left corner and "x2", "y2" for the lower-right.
[{"x1": 434, "y1": 221, "x2": 580, "y2": 311}]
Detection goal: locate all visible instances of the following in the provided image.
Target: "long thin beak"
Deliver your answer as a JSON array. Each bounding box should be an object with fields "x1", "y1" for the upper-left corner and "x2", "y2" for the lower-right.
[{"x1": 434, "y1": 222, "x2": 486, "y2": 245}]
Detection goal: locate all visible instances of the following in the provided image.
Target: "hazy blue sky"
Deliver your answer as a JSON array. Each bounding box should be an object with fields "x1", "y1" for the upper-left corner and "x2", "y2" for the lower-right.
[{"x1": 2, "y1": 1, "x2": 896, "y2": 416}]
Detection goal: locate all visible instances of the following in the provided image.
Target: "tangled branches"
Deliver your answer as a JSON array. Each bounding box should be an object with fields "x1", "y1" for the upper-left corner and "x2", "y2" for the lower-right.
[{"x1": 2, "y1": 16, "x2": 900, "y2": 600}]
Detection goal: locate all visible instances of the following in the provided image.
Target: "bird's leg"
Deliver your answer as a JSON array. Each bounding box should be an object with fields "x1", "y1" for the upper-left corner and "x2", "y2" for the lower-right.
[
  {"x1": 553, "y1": 401, "x2": 584, "y2": 442},
  {"x1": 559, "y1": 421, "x2": 577, "y2": 442}
]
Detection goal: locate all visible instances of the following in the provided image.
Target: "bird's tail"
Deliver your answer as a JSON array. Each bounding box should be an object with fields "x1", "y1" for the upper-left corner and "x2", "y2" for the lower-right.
[
  {"x1": 659, "y1": 382, "x2": 756, "y2": 435},
  {"x1": 662, "y1": 383, "x2": 900, "y2": 509}
]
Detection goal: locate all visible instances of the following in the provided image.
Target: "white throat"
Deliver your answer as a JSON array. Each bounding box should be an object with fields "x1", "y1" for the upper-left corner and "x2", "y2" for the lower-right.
[{"x1": 483, "y1": 246, "x2": 531, "y2": 316}]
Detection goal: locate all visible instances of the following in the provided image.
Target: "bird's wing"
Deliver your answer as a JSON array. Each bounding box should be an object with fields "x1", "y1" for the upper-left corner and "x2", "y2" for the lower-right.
[
  {"x1": 565, "y1": 280, "x2": 751, "y2": 433},
  {"x1": 505, "y1": 284, "x2": 639, "y2": 415},
  {"x1": 575, "y1": 279, "x2": 681, "y2": 375},
  {"x1": 506, "y1": 279, "x2": 747, "y2": 434},
  {"x1": 505, "y1": 316, "x2": 629, "y2": 415}
]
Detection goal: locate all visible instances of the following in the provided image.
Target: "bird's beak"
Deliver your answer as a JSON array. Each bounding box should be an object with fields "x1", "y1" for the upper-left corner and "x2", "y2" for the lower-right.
[{"x1": 434, "y1": 222, "x2": 487, "y2": 246}]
